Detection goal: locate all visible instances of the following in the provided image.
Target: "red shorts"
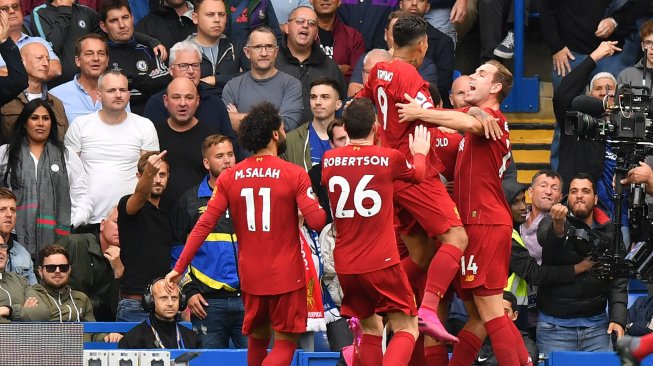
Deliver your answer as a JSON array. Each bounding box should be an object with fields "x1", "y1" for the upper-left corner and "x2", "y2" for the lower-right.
[
  {"x1": 339, "y1": 264, "x2": 418, "y2": 319},
  {"x1": 394, "y1": 177, "x2": 462, "y2": 237},
  {"x1": 242, "y1": 286, "x2": 307, "y2": 335},
  {"x1": 455, "y1": 224, "x2": 511, "y2": 301}
]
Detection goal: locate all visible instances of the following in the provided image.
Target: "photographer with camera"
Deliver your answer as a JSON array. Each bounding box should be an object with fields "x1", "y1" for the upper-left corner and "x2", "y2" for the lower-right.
[
  {"x1": 555, "y1": 41, "x2": 620, "y2": 197},
  {"x1": 536, "y1": 173, "x2": 628, "y2": 356}
]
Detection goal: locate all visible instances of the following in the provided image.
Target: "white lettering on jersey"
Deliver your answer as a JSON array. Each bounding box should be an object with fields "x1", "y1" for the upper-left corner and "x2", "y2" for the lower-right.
[
  {"x1": 323, "y1": 156, "x2": 390, "y2": 168},
  {"x1": 234, "y1": 168, "x2": 281, "y2": 180},
  {"x1": 377, "y1": 70, "x2": 394, "y2": 81}
]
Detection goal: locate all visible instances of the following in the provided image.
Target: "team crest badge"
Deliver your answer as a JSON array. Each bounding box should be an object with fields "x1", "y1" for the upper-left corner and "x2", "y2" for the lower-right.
[
  {"x1": 259, "y1": 10, "x2": 265, "y2": 19},
  {"x1": 78, "y1": 20, "x2": 86, "y2": 28},
  {"x1": 136, "y1": 60, "x2": 148, "y2": 72}
]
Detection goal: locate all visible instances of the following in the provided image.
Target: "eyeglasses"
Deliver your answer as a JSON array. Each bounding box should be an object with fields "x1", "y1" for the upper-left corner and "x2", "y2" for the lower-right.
[
  {"x1": 42, "y1": 264, "x2": 70, "y2": 273},
  {"x1": 289, "y1": 17, "x2": 317, "y2": 27},
  {"x1": 0, "y1": 3, "x2": 20, "y2": 12},
  {"x1": 0, "y1": 243, "x2": 7, "y2": 251},
  {"x1": 643, "y1": 40, "x2": 653, "y2": 48},
  {"x1": 246, "y1": 44, "x2": 278, "y2": 53},
  {"x1": 172, "y1": 63, "x2": 201, "y2": 71}
]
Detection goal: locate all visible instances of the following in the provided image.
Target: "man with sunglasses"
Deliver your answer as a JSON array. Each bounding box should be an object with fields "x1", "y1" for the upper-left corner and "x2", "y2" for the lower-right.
[
  {"x1": 275, "y1": 6, "x2": 346, "y2": 125},
  {"x1": 32, "y1": 244, "x2": 122, "y2": 342},
  {"x1": 222, "y1": 25, "x2": 303, "y2": 131}
]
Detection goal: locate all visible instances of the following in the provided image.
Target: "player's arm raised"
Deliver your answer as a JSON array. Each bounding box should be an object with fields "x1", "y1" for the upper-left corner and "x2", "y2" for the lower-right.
[
  {"x1": 407, "y1": 125, "x2": 431, "y2": 183},
  {"x1": 397, "y1": 94, "x2": 503, "y2": 139}
]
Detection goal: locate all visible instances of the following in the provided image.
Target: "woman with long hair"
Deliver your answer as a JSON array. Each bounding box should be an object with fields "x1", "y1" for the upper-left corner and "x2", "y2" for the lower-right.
[{"x1": 0, "y1": 99, "x2": 92, "y2": 257}]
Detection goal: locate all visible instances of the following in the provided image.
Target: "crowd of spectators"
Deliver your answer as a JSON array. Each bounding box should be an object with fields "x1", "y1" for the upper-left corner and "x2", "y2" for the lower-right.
[{"x1": 1, "y1": 0, "x2": 653, "y2": 363}]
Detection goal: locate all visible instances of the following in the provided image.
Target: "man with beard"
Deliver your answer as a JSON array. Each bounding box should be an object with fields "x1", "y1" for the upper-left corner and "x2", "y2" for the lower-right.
[
  {"x1": 116, "y1": 151, "x2": 174, "y2": 322},
  {"x1": 33, "y1": 245, "x2": 122, "y2": 342},
  {"x1": 155, "y1": 77, "x2": 215, "y2": 210},
  {"x1": 171, "y1": 134, "x2": 245, "y2": 349},
  {"x1": 165, "y1": 102, "x2": 326, "y2": 366},
  {"x1": 536, "y1": 173, "x2": 627, "y2": 355},
  {"x1": 222, "y1": 26, "x2": 303, "y2": 132}
]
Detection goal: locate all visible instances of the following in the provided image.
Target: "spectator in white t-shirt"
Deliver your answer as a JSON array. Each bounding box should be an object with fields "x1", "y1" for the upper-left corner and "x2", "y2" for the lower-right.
[{"x1": 64, "y1": 70, "x2": 159, "y2": 233}]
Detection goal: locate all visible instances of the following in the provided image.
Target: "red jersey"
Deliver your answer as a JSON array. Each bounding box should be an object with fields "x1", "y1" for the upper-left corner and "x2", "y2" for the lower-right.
[
  {"x1": 358, "y1": 60, "x2": 444, "y2": 177},
  {"x1": 453, "y1": 108, "x2": 512, "y2": 225},
  {"x1": 433, "y1": 129, "x2": 463, "y2": 182},
  {"x1": 321, "y1": 145, "x2": 426, "y2": 274},
  {"x1": 173, "y1": 155, "x2": 326, "y2": 295}
]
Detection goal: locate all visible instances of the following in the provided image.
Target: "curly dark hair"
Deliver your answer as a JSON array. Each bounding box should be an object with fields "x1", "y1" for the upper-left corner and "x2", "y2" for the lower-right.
[
  {"x1": 238, "y1": 102, "x2": 283, "y2": 153},
  {"x1": 393, "y1": 14, "x2": 427, "y2": 48}
]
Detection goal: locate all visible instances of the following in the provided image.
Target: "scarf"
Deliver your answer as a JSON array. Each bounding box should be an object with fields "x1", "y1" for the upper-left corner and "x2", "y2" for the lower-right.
[
  {"x1": 300, "y1": 226, "x2": 326, "y2": 332},
  {"x1": 13, "y1": 141, "x2": 71, "y2": 256}
]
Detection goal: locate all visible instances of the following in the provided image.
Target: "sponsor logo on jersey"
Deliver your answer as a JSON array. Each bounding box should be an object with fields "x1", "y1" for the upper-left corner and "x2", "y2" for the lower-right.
[{"x1": 465, "y1": 274, "x2": 475, "y2": 282}]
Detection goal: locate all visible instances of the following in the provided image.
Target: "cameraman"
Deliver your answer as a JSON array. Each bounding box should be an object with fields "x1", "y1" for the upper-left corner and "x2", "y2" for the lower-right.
[
  {"x1": 536, "y1": 173, "x2": 627, "y2": 355},
  {"x1": 555, "y1": 41, "x2": 620, "y2": 199}
]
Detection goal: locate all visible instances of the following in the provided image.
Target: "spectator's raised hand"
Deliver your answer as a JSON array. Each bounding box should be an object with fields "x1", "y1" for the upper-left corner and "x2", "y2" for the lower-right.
[
  {"x1": 553, "y1": 47, "x2": 575, "y2": 77},
  {"x1": 103, "y1": 246, "x2": 124, "y2": 279},
  {"x1": 0, "y1": 12, "x2": 9, "y2": 43},
  {"x1": 143, "y1": 150, "x2": 168, "y2": 177},
  {"x1": 590, "y1": 41, "x2": 621, "y2": 63}
]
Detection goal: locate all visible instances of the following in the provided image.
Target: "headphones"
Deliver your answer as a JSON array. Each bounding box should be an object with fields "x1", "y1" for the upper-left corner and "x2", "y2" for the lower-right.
[{"x1": 141, "y1": 277, "x2": 188, "y2": 312}]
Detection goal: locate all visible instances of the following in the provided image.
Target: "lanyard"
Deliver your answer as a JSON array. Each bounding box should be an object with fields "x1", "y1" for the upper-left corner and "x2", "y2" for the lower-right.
[{"x1": 147, "y1": 318, "x2": 185, "y2": 349}]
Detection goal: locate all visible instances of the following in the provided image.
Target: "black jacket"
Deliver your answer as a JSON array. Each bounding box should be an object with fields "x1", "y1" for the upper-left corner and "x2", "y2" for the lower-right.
[
  {"x1": 627, "y1": 295, "x2": 653, "y2": 336},
  {"x1": 136, "y1": 6, "x2": 196, "y2": 51},
  {"x1": 540, "y1": 0, "x2": 649, "y2": 55},
  {"x1": 275, "y1": 37, "x2": 347, "y2": 124},
  {"x1": 0, "y1": 39, "x2": 28, "y2": 107},
  {"x1": 537, "y1": 207, "x2": 628, "y2": 326},
  {"x1": 426, "y1": 24, "x2": 454, "y2": 108},
  {"x1": 472, "y1": 330, "x2": 538, "y2": 366},
  {"x1": 553, "y1": 56, "x2": 606, "y2": 193},
  {"x1": 118, "y1": 315, "x2": 200, "y2": 349},
  {"x1": 107, "y1": 38, "x2": 172, "y2": 115},
  {"x1": 190, "y1": 35, "x2": 250, "y2": 94},
  {"x1": 143, "y1": 83, "x2": 246, "y2": 160}
]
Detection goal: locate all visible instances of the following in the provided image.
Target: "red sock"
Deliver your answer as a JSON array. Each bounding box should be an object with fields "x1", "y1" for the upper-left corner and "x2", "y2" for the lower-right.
[
  {"x1": 248, "y1": 336, "x2": 269, "y2": 366},
  {"x1": 424, "y1": 344, "x2": 449, "y2": 366},
  {"x1": 507, "y1": 316, "x2": 532, "y2": 365},
  {"x1": 408, "y1": 335, "x2": 427, "y2": 366},
  {"x1": 485, "y1": 316, "x2": 519, "y2": 366},
  {"x1": 633, "y1": 333, "x2": 653, "y2": 360},
  {"x1": 359, "y1": 334, "x2": 383, "y2": 366},
  {"x1": 383, "y1": 331, "x2": 416, "y2": 366},
  {"x1": 448, "y1": 329, "x2": 483, "y2": 366},
  {"x1": 262, "y1": 339, "x2": 296, "y2": 366},
  {"x1": 422, "y1": 244, "x2": 463, "y2": 311},
  {"x1": 401, "y1": 257, "x2": 427, "y2": 304}
]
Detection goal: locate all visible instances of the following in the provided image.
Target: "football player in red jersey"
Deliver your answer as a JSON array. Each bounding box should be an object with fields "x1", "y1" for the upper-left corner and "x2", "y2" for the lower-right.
[
  {"x1": 397, "y1": 60, "x2": 532, "y2": 366},
  {"x1": 357, "y1": 13, "x2": 467, "y2": 348},
  {"x1": 165, "y1": 102, "x2": 327, "y2": 366},
  {"x1": 322, "y1": 98, "x2": 431, "y2": 365}
]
